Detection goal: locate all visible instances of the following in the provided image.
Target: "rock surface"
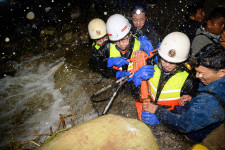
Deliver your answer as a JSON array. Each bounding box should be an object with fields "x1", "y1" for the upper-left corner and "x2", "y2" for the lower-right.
[{"x1": 38, "y1": 114, "x2": 160, "y2": 150}]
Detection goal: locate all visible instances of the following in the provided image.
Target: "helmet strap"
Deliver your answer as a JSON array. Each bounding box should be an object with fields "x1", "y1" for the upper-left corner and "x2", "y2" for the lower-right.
[
  {"x1": 158, "y1": 62, "x2": 171, "y2": 74},
  {"x1": 158, "y1": 61, "x2": 184, "y2": 74}
]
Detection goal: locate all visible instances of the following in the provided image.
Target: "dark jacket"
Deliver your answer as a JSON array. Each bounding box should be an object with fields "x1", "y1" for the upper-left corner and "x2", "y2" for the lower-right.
[
  {"x1": 130, "y1": 19, "x2": 160, "y2": 49},
  {"x1": 180, "y1": 19, "x2": 202, "y2": 43},
  {"x1": 155, "y1": 77, "x2": 225, "y2": 143},
  {"x1": 88, "y1": 41, "x2": 116, "y2": 78}
]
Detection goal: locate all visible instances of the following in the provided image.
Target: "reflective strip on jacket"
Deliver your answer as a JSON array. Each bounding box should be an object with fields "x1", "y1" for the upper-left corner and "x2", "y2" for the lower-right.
[
  {"x1": 92, "y1": 42, "x2": 101, "y2": 50},
  {"x1": 109, "y1": 37, "x2": 140, "y2": 71},
  {"x1": 148, "y1": 65, "x2": 189, "y2": 110}
]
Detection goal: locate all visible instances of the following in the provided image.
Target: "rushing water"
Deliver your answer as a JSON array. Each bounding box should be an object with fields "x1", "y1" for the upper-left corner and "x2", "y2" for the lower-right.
[{"x1": 0, "y1": 48, "x2": 99, "y2": 148}]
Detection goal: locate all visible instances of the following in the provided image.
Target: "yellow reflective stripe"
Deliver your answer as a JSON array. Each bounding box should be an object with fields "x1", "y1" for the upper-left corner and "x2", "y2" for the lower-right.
[
  {"x1": 149, "y1": 81, "x2": 181, "y2": 93},
  {"x1": 92, "y1": 42, "x2": 101, "y2": 50},
  {"x1": 109, "y1": 36, "x2": 140, "y2": 71},
  {"x1": 132, "y1": 37, "x2": 141, "y2": 53},
  {"x1": 150, "y1": 92, "x2": 180, "y2": 101},
  {"x1": 161, "y1": 89, "x2": 181, "y2": 93},
  {"x1": 110, "y1": 43, "x2": 121, "y2": 57},
  {"x1": 149, "y1": 65, "x2": 189, "y2": 100},
  {"x1": 149, "y1": 80, "x2": 157, "y2": 92}
]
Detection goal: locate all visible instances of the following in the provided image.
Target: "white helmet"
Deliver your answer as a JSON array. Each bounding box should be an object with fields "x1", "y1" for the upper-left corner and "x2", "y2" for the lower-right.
[
  {"x1": 106, "y1": 14, "x2": 131, "y2": 41},
  {"x1": 88, "y1": 18, "x2": 107, "y2": 40},
  {"x1": 158, "y1": 32, "x2": 190, "y2": 63}
]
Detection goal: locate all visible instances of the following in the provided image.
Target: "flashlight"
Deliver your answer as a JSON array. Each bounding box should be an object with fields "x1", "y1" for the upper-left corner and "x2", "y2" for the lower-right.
[{"x1": 136, "y1": 9, "x2": 141, "y2": 15}]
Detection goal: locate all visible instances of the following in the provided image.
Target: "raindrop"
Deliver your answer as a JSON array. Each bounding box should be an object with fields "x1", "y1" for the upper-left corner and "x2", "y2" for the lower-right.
[
  {"x1": 104, "y1": 12, "x2": 107, "y2": 15},
  {"x1": 5, "y1": 37, "x2": 10, "y2": 42},
  {"x1": 26, "y1": 11, "x2": 35, "y2": 20},
  {"x1": 32, "y1": 24, "x2": 37, "y2": 28},
  {"x1": 45, "y1": 7, "x2": 51, "y2": 12}
]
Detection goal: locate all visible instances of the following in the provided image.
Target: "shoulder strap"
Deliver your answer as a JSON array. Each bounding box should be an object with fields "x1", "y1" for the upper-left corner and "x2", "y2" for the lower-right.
[
  {"x1": 196, "y1": 90, "x2": 225, "y2": 110},
  {"x1": 154, "y1": 71, "x2": 175, "y2": 103}
]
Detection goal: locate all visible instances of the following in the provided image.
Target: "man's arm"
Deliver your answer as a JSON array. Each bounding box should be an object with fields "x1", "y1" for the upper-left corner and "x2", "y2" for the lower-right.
[
  {"x1": 155, "y1": 93, "x2": 224, "y2": 133},
  {"x1": 180, "y1": 73, "x2": 199, "y2": 97}
]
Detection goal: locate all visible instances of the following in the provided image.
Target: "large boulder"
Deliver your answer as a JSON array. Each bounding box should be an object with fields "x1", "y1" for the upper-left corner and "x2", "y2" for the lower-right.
[{"x1": 38, "y1": 114, "x2": 160, "y2": 150}]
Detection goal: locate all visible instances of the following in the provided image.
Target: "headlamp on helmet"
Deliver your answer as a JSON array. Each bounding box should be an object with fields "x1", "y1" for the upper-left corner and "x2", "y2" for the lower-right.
[
  {"x1": 135, "y1": 9, "x2": 142, "y2": 15},
  {"x1": 131, "y1": 4, "x2": 146, "y2": 15}
]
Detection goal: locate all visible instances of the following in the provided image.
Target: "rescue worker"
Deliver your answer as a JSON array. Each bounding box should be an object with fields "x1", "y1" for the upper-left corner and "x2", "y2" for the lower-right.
[
  {"x1": 106, "y1": 14, "x2": 155, "y2": 80},
  {"x1": 88, "y1": 18, "x2": 116, "y2": 77},
  {"x1": 130, "y1": 3, "x2": 160, "y2": 49},
  {"x1": 142, "y1": 43, "x2": 225, "y2": 145},
  {"x1": 191, "y1": 7, "x2": 225, "y2": 57},
  {"x1": 128, "y1": 32, "x2": 199, "y2": 119},
  {"x1": 180, "y1": 2, "x2": 205, "y2": 43}
]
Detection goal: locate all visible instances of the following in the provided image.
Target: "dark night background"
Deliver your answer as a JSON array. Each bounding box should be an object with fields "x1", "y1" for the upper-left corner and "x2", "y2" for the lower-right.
[{"x1": 1, "y1": 0, "x2": 224, "y2": 44}]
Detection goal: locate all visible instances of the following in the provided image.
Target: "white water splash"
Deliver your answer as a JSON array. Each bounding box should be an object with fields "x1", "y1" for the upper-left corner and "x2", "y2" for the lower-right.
[{"x1": 0, "y1": 54, "x2": 98, "y2": 148}]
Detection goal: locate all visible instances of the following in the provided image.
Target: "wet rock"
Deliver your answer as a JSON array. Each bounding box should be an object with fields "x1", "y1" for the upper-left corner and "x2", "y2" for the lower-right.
[{"x1": 38, "y1": 114, "x2": 160, "y2": 150}]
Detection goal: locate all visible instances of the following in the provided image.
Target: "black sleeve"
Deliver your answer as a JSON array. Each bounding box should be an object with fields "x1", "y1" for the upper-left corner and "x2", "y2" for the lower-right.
[
  {"x1": 180, "y1": 73, "x2": 199, "y2": 97},
  {"x1": 144, "y1": 20, "x2": 160, "y2": 49},
  {"x1": 89, "y1": 42, "x2": 116, "y2": 78},
  {"x1": 99, "y1": 57, "x2": 117, "y2": 78},
  {"x1": 88, "y1": 46, "x2": 102, "y2": 72}
]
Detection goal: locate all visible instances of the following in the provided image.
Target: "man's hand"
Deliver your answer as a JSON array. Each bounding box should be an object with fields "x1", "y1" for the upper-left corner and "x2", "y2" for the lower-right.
[
  {"x1": 142, "y1": 102, "x2": 158, "y2": 113},
  {"x1": 179, "y1": 95, "x2": 192, "y2": 106}
]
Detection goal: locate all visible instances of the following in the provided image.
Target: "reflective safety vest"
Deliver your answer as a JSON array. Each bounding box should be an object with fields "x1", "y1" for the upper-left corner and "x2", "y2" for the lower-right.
[
  {"x1": 109, "y1": 37, "x2": 140, "y2": 71},
  {"x1": 92, "y1": 42, "x2": 101, "y2": 50},
  {"x1": 148, "y1": 65, "x2": 189, "y2": 110}
]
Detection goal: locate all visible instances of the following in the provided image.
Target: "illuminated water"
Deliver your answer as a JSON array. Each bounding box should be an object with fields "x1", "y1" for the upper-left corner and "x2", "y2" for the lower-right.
[{"x1": 0, "y1": 48, "x2": 99, "y2": 148}]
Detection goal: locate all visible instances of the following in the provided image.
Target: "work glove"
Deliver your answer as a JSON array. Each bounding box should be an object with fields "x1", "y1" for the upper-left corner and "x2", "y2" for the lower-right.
[
  {"x1": 107, "y1": 57, "x2": 129, "y2": 68},
  {"x1": 153, "y1": 55, "x2": 159, "y2": 63},
  {"x1": 138, "y1": 36, "x2": 154, "y2": 56},
  {"x1": 153, "y1": 42, "x2": 161, "y2": 63},
  {"x1": 141, "y1": 111, "x2": 162, "y2": 125},
  {"x1": 157, "y1": 42, "x2": 161, "y2": 48},
  {"x1": 129, "y1": 65, "x2": 155, "y2": 87},
  {"x1": 116, "y1": 71, "x2": 131, "y2": 79}
]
